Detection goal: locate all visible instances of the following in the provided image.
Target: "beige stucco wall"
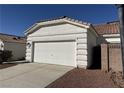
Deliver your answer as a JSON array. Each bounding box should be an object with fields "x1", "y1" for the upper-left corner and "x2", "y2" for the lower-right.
[
  {"x1": 4, "y1": 42, "x2": 26, "y2": 60},
  {"x1": 28, "y1": 23, "x2": 87, "y2": 37},
  {"x1": 87, "y1": 28, "x2": 98, "y2": 68},
  {"x1": 101, "y1": 44, "x2": 122, "y2": 72},
  {"x1": 26, "y1": 23, "x2": 88, "y2": 68},
  {"x1": 109, "y1": 47, "x2": 122, "y2": 71}
]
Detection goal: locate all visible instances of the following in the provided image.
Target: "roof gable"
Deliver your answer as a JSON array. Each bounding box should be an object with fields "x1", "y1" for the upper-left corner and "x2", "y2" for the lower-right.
[{"x1": 25, "y1": 16, "x2": 91, "y2": 35}]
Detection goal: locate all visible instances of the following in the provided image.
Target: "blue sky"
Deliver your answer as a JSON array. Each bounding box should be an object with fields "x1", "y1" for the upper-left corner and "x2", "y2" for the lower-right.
[{"x1": 0, "y1": 4, "x2": 118, "y2": 36}]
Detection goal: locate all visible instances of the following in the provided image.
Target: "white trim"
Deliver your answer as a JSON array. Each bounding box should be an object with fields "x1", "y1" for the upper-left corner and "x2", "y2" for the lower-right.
[
  {"x1": 63, "y1": 19, "x2": 89, "y2": 28},
  {"x1": 25, "y1": 23, "x2": 40, "y2": 35},
  {"x1": 25, "y1": 23, "x2": 38, "y2": 33},
  {"x1": 103, "y1": 34, "x2": 120, "y2": 37},
  {"x1": 105, "y1": 38, "x2": 120, "y2": 43}
]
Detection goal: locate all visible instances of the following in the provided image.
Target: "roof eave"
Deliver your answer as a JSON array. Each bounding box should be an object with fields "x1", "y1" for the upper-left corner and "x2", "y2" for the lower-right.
[
  {"x1": 25, "y1": 18, "x2": 91, "y2": 35},
  {"x1": 25, "y1": 23, "x2": 39, "y2": 35},
  {"x1": 89, "y1": 24, "x2": 99, "y2": 37}
]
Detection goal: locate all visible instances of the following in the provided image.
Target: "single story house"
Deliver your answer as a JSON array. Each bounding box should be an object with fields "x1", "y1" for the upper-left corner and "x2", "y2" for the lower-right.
[
  {"x1": 0, "y1": 33, "x2": 26, "y2": 61},
  {"x1": 94, "y1": 21, "x2": 120, "y2": 43},
  {"x1": 25, "y1": 16, "x2": 100, "y2": 68}
]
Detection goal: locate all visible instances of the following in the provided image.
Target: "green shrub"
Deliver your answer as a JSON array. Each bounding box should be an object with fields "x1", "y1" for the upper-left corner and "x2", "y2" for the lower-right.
[{"x1": 0, "y1": 50, "x2": 12, "y2": 64}]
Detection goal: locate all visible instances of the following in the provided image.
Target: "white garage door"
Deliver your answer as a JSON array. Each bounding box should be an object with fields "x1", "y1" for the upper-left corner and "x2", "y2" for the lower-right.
[{"x1": 33, "y1": 41, "x2": 76, "y2": 67}]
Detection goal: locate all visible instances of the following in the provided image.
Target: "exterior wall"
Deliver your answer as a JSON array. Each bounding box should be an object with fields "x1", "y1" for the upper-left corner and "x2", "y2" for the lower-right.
[
  {"x1": 28, "y1": 23, "x2": 86, "y2": 37},
  {"x1": 4, "y1": 42, "x2": 26, "y2": 60},
  {"x1": 101, "y1": 44, "x2": 109, "y2": 71},
  {"x1": 26, "y1": 23, "x2": 88, "y2": 68},
  {"x1": 87, "y1": 29, "x2": 98, "y2": 68},
  {"x1": 101, "y1": 44, "x2": 122, "y2": 72},
  {"x1": 109, "y1": 45, "x2": 122, "y2": 71}
]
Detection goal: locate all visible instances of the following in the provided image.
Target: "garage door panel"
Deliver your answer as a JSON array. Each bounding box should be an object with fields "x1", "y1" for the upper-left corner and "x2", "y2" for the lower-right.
[{"x1": 33, "y1": 41, "x2": 76, "y2": 67}]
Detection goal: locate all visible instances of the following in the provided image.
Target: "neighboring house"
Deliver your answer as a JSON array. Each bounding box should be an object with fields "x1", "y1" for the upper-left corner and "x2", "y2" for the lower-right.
[
  {"x1": 94, "y1": 21, "x2": 120, "y2": 43},
  {"x1": 0, "y1": 33, "x2": 26, "y2": 60},
  {"x1": 94, "y1": 21, "x2": 123, "y2": 72},
  {"x1": 25, "y1": 16, "x2": 100, "y2": 69}
]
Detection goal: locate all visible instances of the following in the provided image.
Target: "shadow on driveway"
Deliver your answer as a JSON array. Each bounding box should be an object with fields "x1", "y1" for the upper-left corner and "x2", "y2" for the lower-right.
[
  {"x1": 0, "y1": 63, "x2": 18, "y2": 69},
  {"x1": 0, "y1": 60, "x2": 29, "y2": 69}
]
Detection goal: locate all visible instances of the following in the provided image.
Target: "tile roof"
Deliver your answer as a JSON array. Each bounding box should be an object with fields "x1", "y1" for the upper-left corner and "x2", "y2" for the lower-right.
[
  {"x1": 0, "y1": 33, "x2": 26, "y2": 44},
  {"x1": 37, "y1": 16, "x2": 91, "y2": 26},
  {"x1": 94, "y1": 21, "x2": 120, "y2": 35}
]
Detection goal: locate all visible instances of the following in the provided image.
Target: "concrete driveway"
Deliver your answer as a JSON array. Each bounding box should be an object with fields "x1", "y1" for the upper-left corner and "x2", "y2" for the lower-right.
[{"x1": 0, "y1": 63, "x2": 74, "y2": 88}]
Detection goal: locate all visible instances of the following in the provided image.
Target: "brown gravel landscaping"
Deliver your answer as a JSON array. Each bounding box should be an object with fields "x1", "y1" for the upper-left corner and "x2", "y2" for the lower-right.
[
  {"x1": 46, "y1": 68, "x2": 117, "y2": 88},
  {"x1": 110, "y1": 71, "x2": 124, "y2": 88}
]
